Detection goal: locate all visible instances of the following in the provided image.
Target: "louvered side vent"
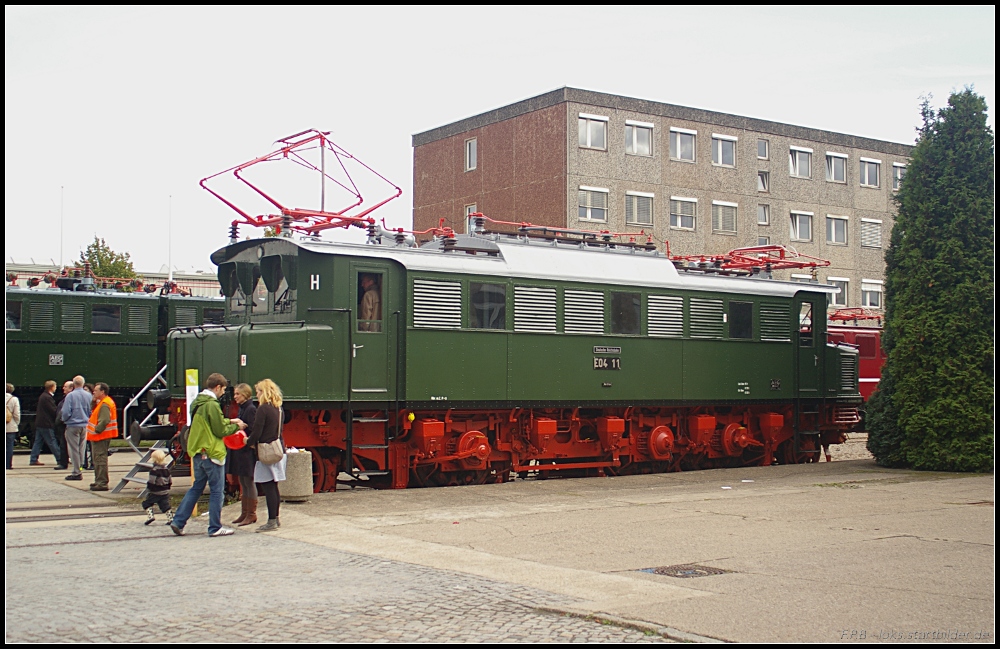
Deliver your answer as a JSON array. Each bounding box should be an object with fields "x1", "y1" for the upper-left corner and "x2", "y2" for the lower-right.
[
  {"x1": 29, "y1": 302, "x2": 55, "y2": 331},
  {"x1": 413, "y1": 279, "x2": 462, "y2": 329},
  {"x1": 760, "y1": 302, "x2": 791, "y2": 342},
  {"x1": 840, "y1": 352, "x2": 858, "y2": 391},
  {"x1": 175, "y1": 307, "x2": 197, "y2": 327},
  {"x1": 689, "y1": 298, "x2": 724, "y2": 339},
  {"x1": 563, "y1": 290, "x2": 604, "y2": 334},
  {"x1": 61, "y1": 303, "x2": 84, "y2": 332},
  {"x1": 514, "y1": 286, "x2": 557, "y2": 333},
  {"x1": 648, "y1": 295, "x2": 684, "y2": 337},
  {"x1": 129, "y1": 305, "x2": 151, "y2": 334}
]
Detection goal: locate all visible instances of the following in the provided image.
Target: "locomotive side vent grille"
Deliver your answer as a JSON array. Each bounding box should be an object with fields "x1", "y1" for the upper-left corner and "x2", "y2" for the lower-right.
[
  {"x1": 60, "y1": 303, "x2": 85, "y2": 332},
  {"x1": 760, "y1": 302, "x2": 791, "y2": 341},
  {"x1": 514, "y1": 286, "x2": 557, "y2": 333},
  {"x1": 563, "y1": 290, "x2": 604, "y2": 334},
  {"x1": 175, "y1": 307, "x2": 197, "y2": 328},
  {"x1": 29, "y1": 302, "x2": 55, "y2": 331},
  {"x1": 689, "y1": 298, "x2": 724, "y2": 339},
  {"x1": 129, "y1": 305, "x2": 151, "y2": 334},
  {"x1": 413, "y1": 279, "x2": 462, "y2": 329},
  {"x1": 840, "y1": 352, "x2": 857, "y2": 391},
  {"x1": 648, "y1": 295, "x2": 684, "y2": 337}
]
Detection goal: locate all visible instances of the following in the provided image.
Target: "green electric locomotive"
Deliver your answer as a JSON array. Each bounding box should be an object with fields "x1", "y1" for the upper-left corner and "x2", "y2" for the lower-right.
[
  {"x1": 5, "y1": 279, "x2": 224, "y2": 440},
  {"x1": 166, "y1": 226, "x2": 862, "y2": 490}
]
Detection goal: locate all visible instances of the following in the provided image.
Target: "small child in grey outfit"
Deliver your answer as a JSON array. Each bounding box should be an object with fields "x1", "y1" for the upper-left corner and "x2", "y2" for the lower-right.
[{"x1": 142, "y1": 450, "x2": 173, "y2": 525}]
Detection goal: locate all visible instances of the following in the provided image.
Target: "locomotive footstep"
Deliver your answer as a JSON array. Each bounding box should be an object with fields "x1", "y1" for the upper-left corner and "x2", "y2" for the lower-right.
[
  {"x1": 741, "y1": 479, "x2": 754, "y2": 483},
  {"x1": 721, "y1": 486, "x2": 732, "y2": 490}
]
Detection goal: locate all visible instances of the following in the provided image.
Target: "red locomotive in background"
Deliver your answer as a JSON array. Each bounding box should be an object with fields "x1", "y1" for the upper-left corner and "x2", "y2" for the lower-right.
[{"x1": 827, "y1": 308, "x2": 885, "y2": 401}]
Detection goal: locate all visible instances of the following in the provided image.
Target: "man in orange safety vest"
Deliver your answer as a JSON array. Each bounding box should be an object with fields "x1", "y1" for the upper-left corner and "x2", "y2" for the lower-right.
[{"x1": 85, "y1": 382, "x2": 118, "y2": 491}]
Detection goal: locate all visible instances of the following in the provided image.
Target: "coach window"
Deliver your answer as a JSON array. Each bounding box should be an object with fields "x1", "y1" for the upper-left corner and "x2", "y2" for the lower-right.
[
  {"x1": 203, "y1": 308, "x2": 225, "y2": 325},
  {"x1": 6, "y1": 301, "x2": 21, "y2": 330},
  {"x1": 611, "y1": 292, "x2": 641, "y2": 335},
  {"x1": 855, "y1": 334, "x2": 877, "y2": 359},
  {"x1": 470, "y1": 282, "x2": 506, "y2": 330},
  {"x1": 92, "y1": 304, "x2": 121, "y2": 334},
  {"x1": 729, "y1": 301, "x2": 753, "y2": 339},
  {"x1": 357, "y1": 273, "x2": 382, "y2": 333}
]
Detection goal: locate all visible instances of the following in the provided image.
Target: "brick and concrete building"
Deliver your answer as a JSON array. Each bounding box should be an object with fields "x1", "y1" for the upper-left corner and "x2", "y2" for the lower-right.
[{"x1": 412, "y1": 87, "x2": 912, "y2": 312}]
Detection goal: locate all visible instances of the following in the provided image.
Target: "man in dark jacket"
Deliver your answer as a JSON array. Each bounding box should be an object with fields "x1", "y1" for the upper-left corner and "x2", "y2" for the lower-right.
[
  {"x1": 30, "y1": 381, "x2": 62, "y2": 467},
  {"x1": 53, "y1": 381, "x2": 72, "y2": 470}
]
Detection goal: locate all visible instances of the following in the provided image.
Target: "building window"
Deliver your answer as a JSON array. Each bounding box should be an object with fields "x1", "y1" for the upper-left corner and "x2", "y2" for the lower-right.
[
  {"x1": 757, "y1": 236, "x2": 770, "y2": 246},
  {"x1": 711, "y1": 201, "x2": 737, "y2": 234},
  {"x1": 669, "y1": 128, "x2": 696, "y2": 162},
  {"x1": 625, "y1": 121, "x2": 653, "y2": 156},
  {"x1": 826, "y1": 215, "x2": 848, "y2": 245},
  {"x1": 893, "y1": 163, "x2": 906, "y2": 190},
  {"x1": 711, "y1": 134, "x2": 737, "y2": 167},
  {"x1": 757, "y1": 139, "x2": 769, "y2": 159},
  {"x1": 860, "y1": 218, "x2": 882, "y2": 248},
  {"x1": 579, "y1": 113, "x2": 608, "y2": 150},
  {"x1": 757, "y1": 204, "x2": 770, "y2": 225},
  {"x1": 789, "y1": 147, "x2": 812, "y2": 178},
  {"x1": 578, "y1": 186, "x2": 608, "y2": 222},
  {"x1": 790, "y1": 211, "x2": 813, "y2": 241},
  {"x1": 860, "y1": 158, "x2": 881, "y2": 187},
  {"x1": 826, "y1": 152, "x2": 847, "y2": 183},
  {"x1": 669, "y1": 197, "x2": 696, "y2": 230},
  {"x1": 470, "y1": 282, "x2": 506, "y2": 330},
  {"x1": 625, "y1": 192, "x2": 653, "y2": 226},
  {"x1": 827, "y1": 277, "x2": 849, "y2": 307},
  {"x1": 464, "y1": 204, "x2": 478, "y2": 233},
  {"x1": 757, "y1": 171, "x2": 769, "y2": 192},
  {"x1": 861, "y1": 280, "x2": 883, "y2": 308},
  {"x1": 464, "y1": 138, "x2": 477, "y2": 171}
]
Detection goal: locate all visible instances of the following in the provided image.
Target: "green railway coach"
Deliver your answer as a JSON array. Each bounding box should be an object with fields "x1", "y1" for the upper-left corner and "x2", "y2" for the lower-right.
[
  {"x1": 166, "y1": 230, "x2": 862, "y2": 490},
  {"x1": 5, "y1": 283, "x2": 223, "y2": 439}
]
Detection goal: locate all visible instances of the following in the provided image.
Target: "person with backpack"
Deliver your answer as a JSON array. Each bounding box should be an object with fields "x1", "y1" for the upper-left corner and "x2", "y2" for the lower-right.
[{"x1": 169, "y1": 373, "x2": 245, "y2": 537}]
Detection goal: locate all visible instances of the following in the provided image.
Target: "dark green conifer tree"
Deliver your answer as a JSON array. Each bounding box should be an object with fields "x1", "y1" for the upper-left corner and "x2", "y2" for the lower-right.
[{"x1": 867, "y1": 89, "x2": 994, "y2": 472}]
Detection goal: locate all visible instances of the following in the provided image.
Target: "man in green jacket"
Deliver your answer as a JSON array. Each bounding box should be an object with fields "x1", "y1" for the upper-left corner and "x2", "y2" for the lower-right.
[{"x1": 169, "y1": 373, "x2": 245, "y2": 537}]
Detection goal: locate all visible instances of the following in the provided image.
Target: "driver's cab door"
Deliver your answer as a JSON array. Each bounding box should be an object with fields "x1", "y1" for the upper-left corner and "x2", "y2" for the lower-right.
[
  {"x1": 795, "y1": 295, "x2": 824, "y2": 396},
  {"x1": 350, "y1": 263, "x2": 389, "y2": 399}
]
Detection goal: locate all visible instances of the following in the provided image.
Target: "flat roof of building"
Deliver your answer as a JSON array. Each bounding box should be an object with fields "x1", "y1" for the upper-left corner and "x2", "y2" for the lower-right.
[{"x1": 412, "y1": 87, "x2": 913, "y2": 157}]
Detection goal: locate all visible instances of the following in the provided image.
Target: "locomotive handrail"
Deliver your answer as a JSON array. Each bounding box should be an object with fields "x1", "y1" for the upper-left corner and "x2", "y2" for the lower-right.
[
  {"x1": 247, "y1": 320, "x2": 306, "y2": 329},
  {"x1": 122, "y1": 365, "x2": 168, "y2": 457}
]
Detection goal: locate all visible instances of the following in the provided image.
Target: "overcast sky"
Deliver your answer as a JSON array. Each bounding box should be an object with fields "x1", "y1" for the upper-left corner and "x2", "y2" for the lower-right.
[{"x1": 5, "y1": 6, "x2": 994, "y2": 273}]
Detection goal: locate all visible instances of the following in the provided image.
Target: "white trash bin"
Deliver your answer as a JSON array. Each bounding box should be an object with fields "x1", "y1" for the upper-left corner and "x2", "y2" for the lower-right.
[{"x1": 282, "y1": 449, "x2": 313, "y2": 502}]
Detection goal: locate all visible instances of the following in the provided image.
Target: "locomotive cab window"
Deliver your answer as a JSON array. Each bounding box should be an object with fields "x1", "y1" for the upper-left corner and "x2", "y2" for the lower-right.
[
  {"x1": 470, "y1": 282, "x2": 506, "y2": 330},
  {"x1": 92, "y1": 304, "x2": 121, "y2": 334},
  {"x1": 728, "y1": 301, "x2": 753, "y2": 339},
  {"x1": 357, "y1": 273, "x2": 382, "y2": 333},
  {"x1": 798, "y1": 302, "x2": 813, "y2": 347},
  {"x1": 6, "y1": 301, "x2": 21, "y2": 330},
  {"x1": 610, "y1": 292, "x2": 641, "y2": 335}
]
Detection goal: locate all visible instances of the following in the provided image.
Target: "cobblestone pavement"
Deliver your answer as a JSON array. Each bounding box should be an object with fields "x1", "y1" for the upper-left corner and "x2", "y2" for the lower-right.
[{"x1": 5, "y1": 478, "x2": 674, "y2": 643}]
